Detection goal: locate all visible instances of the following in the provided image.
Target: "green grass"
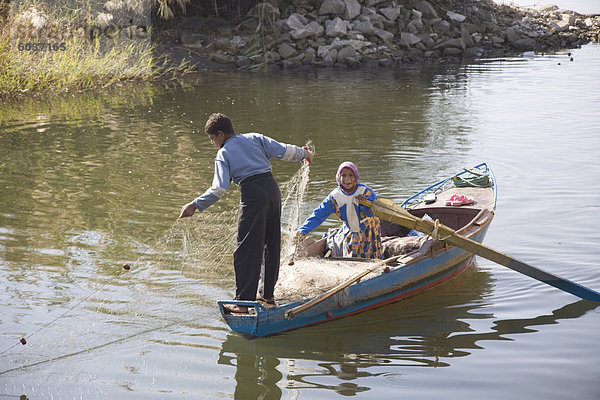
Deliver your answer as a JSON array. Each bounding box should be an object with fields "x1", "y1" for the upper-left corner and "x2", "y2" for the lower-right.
[
  {"x1": 0, "y1": 0, "x2": 192, "y2": 100},
  {"x1": 0, "y1": 31, "x2": 190, "y2": 99}
]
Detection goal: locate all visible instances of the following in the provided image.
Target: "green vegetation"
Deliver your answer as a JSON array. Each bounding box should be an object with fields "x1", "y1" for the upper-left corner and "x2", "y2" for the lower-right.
[
  {"x1": 240, "y1": 1, "x2": 280, "y2": 71},
  {"x1": 0, "y1": 0, "x2": 191, "y2": 100},
  {"x1": 0, "y1": 34, "x2": 160, "y2": 97}
]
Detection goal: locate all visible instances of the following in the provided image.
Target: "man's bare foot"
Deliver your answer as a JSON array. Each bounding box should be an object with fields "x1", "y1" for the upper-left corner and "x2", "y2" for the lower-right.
[
  {"x1": 256, "y1": 297, "x2": 275, "y2": 305},
  {"x1": 223, "y1": 304, "x2": 249, "y2": 313}
]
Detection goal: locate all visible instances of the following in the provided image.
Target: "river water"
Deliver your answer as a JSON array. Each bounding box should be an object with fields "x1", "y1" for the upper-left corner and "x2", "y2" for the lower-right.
[{"x1": 1, "y1": 43, "x2": 599, "y2": 399}]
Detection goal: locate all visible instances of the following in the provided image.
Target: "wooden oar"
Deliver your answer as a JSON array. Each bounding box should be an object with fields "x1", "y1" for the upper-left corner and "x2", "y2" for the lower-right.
[
  {"x1": 363, "y1": 198, "x2": 600, "y2": 302},
  {"x1": 284, "y1": 254, "x2": 403, "y2": 320}
]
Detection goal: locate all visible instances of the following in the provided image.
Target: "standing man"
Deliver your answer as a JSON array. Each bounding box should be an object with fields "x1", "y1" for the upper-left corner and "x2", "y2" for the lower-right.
[{"x1": 179, "y1": 113, "x2": 313, "y2": 313}]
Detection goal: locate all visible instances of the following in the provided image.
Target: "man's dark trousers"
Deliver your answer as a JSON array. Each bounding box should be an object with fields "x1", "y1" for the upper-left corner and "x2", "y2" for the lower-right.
[{"x1": 234, "y1": 172, "x2": 281, "y2": 300}]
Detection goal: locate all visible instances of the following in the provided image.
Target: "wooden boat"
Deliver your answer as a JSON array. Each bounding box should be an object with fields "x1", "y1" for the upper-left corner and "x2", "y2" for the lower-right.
[{"x1": 218, "y1": 162, "x2": 497, "y2": 337}]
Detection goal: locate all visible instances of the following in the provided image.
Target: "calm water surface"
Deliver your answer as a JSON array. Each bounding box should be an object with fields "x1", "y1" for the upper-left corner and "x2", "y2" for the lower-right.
[{"x1": 1, "y1": 44, "x2": 599, "y2": 399}]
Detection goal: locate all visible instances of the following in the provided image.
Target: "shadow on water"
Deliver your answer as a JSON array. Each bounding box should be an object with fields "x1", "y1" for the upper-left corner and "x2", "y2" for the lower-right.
[{"x1": 218, "y1": 265, "x2": 600, "y2": 398}]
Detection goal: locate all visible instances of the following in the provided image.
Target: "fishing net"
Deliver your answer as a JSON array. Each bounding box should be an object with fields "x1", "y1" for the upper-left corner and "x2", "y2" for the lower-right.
[
  {"x1": 1, "y1": 145, "x2": 382, "y2": 374},
  {"x1": 122, "y1": 146, "x2": 321, "y2": 302},
  {"x1": 133, "y1": 146, "x2": 388, "y2": 306},
  {"x1": 274, "y1": 258, "x2": 382, "y2": 303},
  {"x1": 280, "y1": 162, "x2": 311, "y2": 261}
]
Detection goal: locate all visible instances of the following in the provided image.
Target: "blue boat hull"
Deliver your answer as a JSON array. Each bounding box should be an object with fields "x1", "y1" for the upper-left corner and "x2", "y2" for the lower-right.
[{"x1": 219, "y1": 225, "x2": 490, "y2": 337}]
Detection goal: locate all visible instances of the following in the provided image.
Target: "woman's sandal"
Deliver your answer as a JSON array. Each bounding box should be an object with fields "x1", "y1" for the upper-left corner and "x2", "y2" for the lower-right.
[{"x1": 446, "y1": 194, "x2": 474, "y2": 206}]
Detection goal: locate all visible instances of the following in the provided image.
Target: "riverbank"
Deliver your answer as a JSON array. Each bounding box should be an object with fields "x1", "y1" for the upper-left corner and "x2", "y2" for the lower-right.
[
  {"x1": 2, "y1": 1, "x2": 599, "y2": 100},
  {"x1": 0, "y1": 2, "x2": 190, "y2": 100},
  {"x1": 156, "y1": 0, "x2": 600, "y2": 71}
]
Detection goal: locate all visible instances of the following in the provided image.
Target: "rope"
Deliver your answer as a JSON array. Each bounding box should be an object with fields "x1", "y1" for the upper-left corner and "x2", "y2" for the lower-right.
[
  {"x1": 428, "y1": 219, "x2": 452, "y2": 242},
  {"x1": 0, "y1": 267, "x2": 128, "y2": 358},
  {"x1": 0, "y1": 220, "x2": 183, "y2": 358},
  {"x1": 0, "y1": 319, "x2": 180, "y2": 375}
]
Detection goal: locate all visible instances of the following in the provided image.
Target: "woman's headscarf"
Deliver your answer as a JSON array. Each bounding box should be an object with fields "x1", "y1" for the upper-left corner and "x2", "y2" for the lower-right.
[{"x1": 336, "y1": 161, "x2": 359, "y2": 192}]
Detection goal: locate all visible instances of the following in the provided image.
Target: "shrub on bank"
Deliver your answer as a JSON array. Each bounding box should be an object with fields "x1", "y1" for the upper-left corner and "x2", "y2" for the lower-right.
[{"x1": 0, "y1": 1, "x2": 188, "y2": 99}]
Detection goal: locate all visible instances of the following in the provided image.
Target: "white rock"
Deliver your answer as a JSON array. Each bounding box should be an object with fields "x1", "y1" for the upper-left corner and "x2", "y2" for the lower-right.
[
  {"x1": 380, "y1": 6, "x2": 402, "y2": 22},
  {"x1": 286, "y1": 13, "x2": 307, "y2": 30},
  {"x1": 317, "y1": 45, "x2": 332, "y2": 59},
  {"x1": 399, "y1": 32, "x2": 421, "y2": 46},
  {"x1": 319, "y1": 0, "x2": 346, "y2": 17},
  {"x1": 548, "y1": 20, "x2": 570, "y2": 32},
  {"x1": 447, "y1": 11, "x2": 466, "y2": 23},
  {"x1": 291, "y1": 28, "x2": 312, "y2": 40},
  {"x1": 306, "y1": 21, "x2": 325, "y2": 36},
  {"x1": 584, "y1": 18, "x2": 594, "y2": 28},
  {"x1": 374, "y1": 27, "x2": 394, "y2": 43},
  {"x1": 344, "y1": 0, "x2": 361, "y2": 20},
  {"x1": 407, "y1": 18, "x2": 424, "y2": 34},
  {"x1": 412, "y1": 9, "x2": 423, "y2": 19},
  {"x1": 329, "y1": 38, "x2": 371, "y2": 51},
  {"x1": 352, "y1": 20, "x2": 375, "y2": 35},
  {"x1": 326, "y1": 17, "x2": 348, "y2": 37},
  {"x1": 414, "y1": 1, "x2": 438, "y2": 19},
  {"x1": 560, "y1": 14, "x2": 575, "y2": 25}
]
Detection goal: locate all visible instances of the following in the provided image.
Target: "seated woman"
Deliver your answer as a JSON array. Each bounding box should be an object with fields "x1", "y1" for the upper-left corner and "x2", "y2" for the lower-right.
[{"x1": 297, "y1": 161, "x2": 382, "y2": 259}]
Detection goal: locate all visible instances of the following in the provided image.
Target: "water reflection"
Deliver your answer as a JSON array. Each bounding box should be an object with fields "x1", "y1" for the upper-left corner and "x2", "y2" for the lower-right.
[
  {"x1": 219, "y1": 264, "x2": 599, "y2": 399},
  {"x1": 0, "y1": 63, "x2": 480, "y2": 254}
]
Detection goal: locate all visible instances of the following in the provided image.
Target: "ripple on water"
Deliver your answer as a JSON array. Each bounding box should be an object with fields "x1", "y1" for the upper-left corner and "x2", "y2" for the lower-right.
[{"x1": 380, "y1": 370, "x2": 426, "y2": 389}]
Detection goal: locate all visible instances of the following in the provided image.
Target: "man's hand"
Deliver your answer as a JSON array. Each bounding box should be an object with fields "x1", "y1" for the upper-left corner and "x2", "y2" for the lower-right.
[
  {"x1": 302, "y1": 146, "x2": 313, "y2": 166},
  {"x1": 179, "y1": 203, "x2": 197, "y2": 219}
]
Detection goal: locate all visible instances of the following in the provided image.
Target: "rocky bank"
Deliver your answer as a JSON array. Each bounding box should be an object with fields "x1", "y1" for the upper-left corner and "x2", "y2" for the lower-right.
[{"x1": 158, "y1": 0, "x2": 600, "y2": 70}]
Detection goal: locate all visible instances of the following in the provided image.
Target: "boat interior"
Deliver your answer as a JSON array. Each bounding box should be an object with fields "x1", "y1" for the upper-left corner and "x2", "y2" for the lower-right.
[
  {"x1": 295, "y1": 185, "x2": 495, "y2": 261},
  {"x1": 379, "y1": 185, "x2": 495, "y2": 258}
]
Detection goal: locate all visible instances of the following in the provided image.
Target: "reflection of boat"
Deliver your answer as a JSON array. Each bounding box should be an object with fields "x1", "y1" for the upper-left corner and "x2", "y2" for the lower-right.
[
  {"x1": 218, "y1": 163, "x2": 497, "y2": 337},
  {"x1": 218, "y1": 297, "x2": 600, "y2": 396},
  {"x1": 219, "y1": 265, "x2": 494, "y2": 360}
]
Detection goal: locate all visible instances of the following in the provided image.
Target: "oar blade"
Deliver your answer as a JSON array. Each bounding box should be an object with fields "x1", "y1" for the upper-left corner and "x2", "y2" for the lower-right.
[
  {"x1": 507, "y1": 258, "x2": 600, "y2": 302},
  {"x1": 368, "y1": 198, "x2": 600, "y2": 302}
]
